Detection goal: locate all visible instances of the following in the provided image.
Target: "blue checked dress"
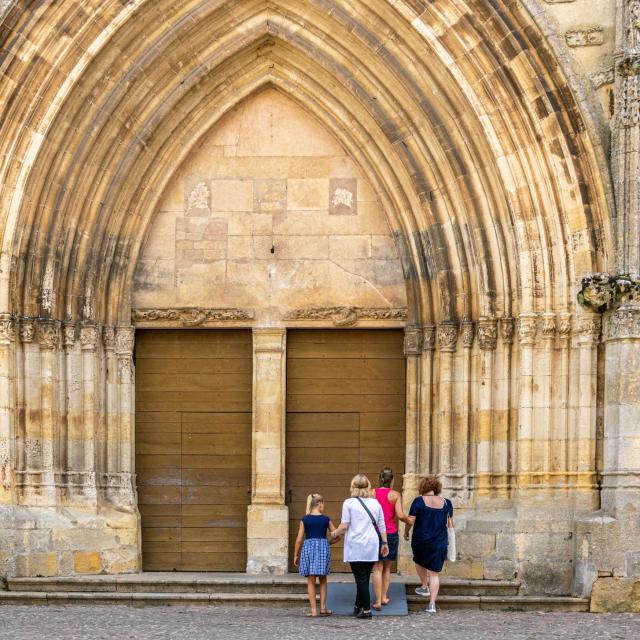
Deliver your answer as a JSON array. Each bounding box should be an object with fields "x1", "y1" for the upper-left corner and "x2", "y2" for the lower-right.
[{"x1": 299, "y1": 514, "x2": 331, "y2": 577}]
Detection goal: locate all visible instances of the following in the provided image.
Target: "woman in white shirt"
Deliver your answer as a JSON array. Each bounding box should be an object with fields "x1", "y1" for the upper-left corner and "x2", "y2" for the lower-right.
[{"x1": 332, "y1": 474, "x2": 389, "y2": 618}]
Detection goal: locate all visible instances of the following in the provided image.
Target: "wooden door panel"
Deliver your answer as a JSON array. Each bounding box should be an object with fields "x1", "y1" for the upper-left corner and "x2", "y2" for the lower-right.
[
  {"x1": 286, "y1": 330, "x2": 406, "y2": 573},
  {"x1": 136, "y1": 329, "x2": 251, "y2": 572}
]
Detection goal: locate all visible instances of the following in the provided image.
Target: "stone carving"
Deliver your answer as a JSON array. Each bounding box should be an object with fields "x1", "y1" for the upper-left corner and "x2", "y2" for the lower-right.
[
  {"x1": 115, "y1": 327, "x2": 135, "y2": 355},
  {"x1": 557, "y1": 313, "x2": 573, "y2": 339},
  {"x1": 331, "y1": 187, "x2": 354, "y2": 210},
  {"x1": 565, "y1": 27, "x2": 604, "y2": 48},
  {"x1": 628, "y1": 0, "x2": 640, "y2": 50},
  {"x1": 604, "y1": 307, "x2": 640, "y2": 340},
  {"x1": 590, "y1": 67, "x2": 615, "y2": 89},
  {"x1": 79, "y1": 325, "x2": 99, "y2": 351},
  {"x1": 0, "y1": 314, "x2": 15, "y2": 344},
  {"x1": 619, "y1": 65, "x2": 640, "y2": 127},
  {"x1": 541, "y1": 313, "x2": 557, "y2": 340},
  {"x1": 329, "y1": 178, "x2": 357, "y2": 215},
  {"x1": 461, "y1": 321, "x2": 475, "y2": 349},
  {"x1": 63, "y1": 323, "x2": 77, "y2": 348},
  {"x1": 132, "y1": 307, "x2": 255, "y2": 326},
  {"x1": 403, "y1": 327, "x2": 423, "y2": 356},
  {"x1": 500, "y1": 317, "x2": 515, "y2": 344},
  {"x1": 578, "y1": 315, "x2": 602, "y2": 343},
  {"x1": 518, "y1": 314, "x2": 538, "y2": 345},
  {"x1": 578, "y1": 273, "x2": 640, "y2": 311},
  {"x1": 19, "y1": 319, "x2": 35, "y2": 343},
  {"x1": 117, "y1": 357, "x2": 133, "y2": 383},
  {"x1": 284, "y1": 307, "x2": 407, "y2": 327},
  {"x1": 187, "y1": 181, "x2": 210, "y2": 211},
  {"x1": 477, "y1": 318, "x2": 497, "y2": 350},
  {"x1": 37, "y1": 320, "x2": 60, "y2": 350},
  {"x1": 437, "y1": 322, "x2": 458, "y2": 352},
  {"x1": 423, "y1": 325, "x2": 436, "y2": 350},
  {"x1": 102, "y1": 326, "x2": 115, "y2": 351}
]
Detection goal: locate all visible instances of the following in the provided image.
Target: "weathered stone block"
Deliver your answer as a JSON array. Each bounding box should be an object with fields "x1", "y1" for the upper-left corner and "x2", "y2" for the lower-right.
[
  {"x1": 591, "y1": 577, "x2": 640, "y2": 612},
  {"x1": 15, "y1": 552, "x2": 57, "y2": 577},
  {"x1": 74, "y1": 551, "x2": 101, "y2": 574}
]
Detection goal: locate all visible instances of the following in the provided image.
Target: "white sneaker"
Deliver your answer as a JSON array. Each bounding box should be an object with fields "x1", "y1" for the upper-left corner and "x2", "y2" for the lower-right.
[
  {"x1": 414, "y1": 585, "x2": 430, "y2": 597},
  {"x1": 425, "y1": 603, "x2": 437, "y2": 614}
]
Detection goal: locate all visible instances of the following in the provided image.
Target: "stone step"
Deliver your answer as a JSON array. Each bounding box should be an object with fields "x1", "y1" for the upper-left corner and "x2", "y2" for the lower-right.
[
  {"x1": 6, "y1": 575, "x2": 520, "y2": 597},
  {"x1": 0, "y1": 590, "x2": 590, "y2": 611}
]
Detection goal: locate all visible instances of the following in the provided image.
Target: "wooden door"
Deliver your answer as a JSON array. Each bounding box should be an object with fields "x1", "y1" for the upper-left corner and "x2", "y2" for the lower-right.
[
  {"x1": 286, "y1": 330, "x2": 406, "y2": 572},
  {"x1": 135, "y1": 329, "x2": 252, "y2": 571}
]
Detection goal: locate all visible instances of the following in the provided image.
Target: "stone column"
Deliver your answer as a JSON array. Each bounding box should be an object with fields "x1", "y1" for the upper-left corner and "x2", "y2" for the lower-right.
[
  {"x1": 399, "y1": 326, "x2": 422, "y2": 575},
  {"x1": 79, "y1": 325, "x2": 99, "y2": 502},
  {"x1": 455, "y1": 321, "x2": 474, "y2": 498},
  {"x1": 63, "y1": 323, "x2": 84, "y2": 498},
  {"x1": 516, "y1": 314, "x2": 537, "y2": 488},
  {"x1": 0, "y1": 314, "x2": 16, "y2": 505},
  {"x1": 436, "y1": 322, "x2": 458, "y2": 482},
  {"x1": 476, "y1": 318, "x2": 497, "y2": 497},
  {"x1": 246, "y1": 328, "x2": 288, "y2": 574}
]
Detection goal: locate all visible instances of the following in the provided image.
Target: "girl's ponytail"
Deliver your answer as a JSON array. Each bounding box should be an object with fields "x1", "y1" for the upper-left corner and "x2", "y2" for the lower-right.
[{"x1": 305, "y1": 493, "x2": 323, "y2": 514}]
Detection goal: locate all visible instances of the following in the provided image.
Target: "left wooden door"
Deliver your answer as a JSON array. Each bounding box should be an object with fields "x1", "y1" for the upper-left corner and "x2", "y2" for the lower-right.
[{"x1": 135, "y1": 329, "x2": 252, "y2": 571}]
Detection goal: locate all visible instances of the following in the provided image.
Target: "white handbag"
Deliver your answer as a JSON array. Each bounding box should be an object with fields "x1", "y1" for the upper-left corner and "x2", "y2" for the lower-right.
[{"x1": 446, "y1": 500, "x2": 456, "y2": 562}]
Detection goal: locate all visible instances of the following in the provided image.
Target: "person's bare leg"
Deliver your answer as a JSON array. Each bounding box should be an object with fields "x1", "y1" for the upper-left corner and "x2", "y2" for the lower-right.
[
  {"x1": 382, "y1": 561, "x2": 392, "y2": 604},
  {"x1": 415, "y1": 563, "x2": 429, "y2": 589},
  {"x1": 372, "y1": 561, "x2": 383, "y2": 609},
  {"x1": 319, "y1": 576, "x2": 329, "y2": 614},
  {"x1": 306, "y1": 576, "x2": 318, "y2": 615},
  {"x1": 428, "y1": 570, "x2": 440, "y2": 605}
]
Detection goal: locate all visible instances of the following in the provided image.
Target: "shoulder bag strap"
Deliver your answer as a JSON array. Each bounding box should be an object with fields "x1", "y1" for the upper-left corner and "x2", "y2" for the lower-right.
[{"x1": 356, "y1": 497, "x2": 382, "y2": 543}]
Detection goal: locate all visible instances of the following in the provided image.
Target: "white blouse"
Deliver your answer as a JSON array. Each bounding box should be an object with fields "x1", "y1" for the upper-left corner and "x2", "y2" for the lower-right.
[{"x1": 340, "y1": 497, "x2": 387, "y2": 562}]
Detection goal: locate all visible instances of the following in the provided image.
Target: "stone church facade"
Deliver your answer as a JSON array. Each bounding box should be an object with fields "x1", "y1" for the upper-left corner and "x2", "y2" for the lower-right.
[{"x1": 0, "y1": 0, "x2": 638, "y2": 610}]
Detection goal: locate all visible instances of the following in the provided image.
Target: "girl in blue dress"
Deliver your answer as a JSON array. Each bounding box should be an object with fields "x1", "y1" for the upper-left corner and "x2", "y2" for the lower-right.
[{"x1": 294, "y1": 493, "x2": 339, "y2": 617}]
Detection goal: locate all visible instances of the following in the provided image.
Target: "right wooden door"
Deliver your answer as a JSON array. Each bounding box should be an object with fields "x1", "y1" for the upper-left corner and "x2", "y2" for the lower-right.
[{"x1": 286, "y1": 329, "x2": 406, "y2": 572}]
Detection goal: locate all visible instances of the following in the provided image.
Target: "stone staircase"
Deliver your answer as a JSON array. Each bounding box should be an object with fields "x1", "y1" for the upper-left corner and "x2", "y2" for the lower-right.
[{"x1": 0, "y1": 573, "x2": 589, "y2": 611}]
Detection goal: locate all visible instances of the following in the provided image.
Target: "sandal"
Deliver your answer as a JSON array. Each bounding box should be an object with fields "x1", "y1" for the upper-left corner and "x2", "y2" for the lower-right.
[
  {"x1": 372, "y1": 604, "x2": 382, "y2": 612},
  {"x1": 320, "y1": 609, "x2": 332, "y2": 616},
  {"x1": 306, "y1": 612, "x2": 319, "y2": 617}
]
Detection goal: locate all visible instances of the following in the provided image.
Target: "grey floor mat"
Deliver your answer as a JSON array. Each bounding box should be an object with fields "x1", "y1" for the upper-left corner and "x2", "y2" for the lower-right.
[{"x1": 325, "y1": 581, "x2": 408, "y2": 616}]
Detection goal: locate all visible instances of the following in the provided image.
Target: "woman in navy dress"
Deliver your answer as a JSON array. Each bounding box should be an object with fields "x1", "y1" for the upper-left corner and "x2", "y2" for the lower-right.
[{"x1": 404, "y1": 475, "x2": 454, "y2": 613}]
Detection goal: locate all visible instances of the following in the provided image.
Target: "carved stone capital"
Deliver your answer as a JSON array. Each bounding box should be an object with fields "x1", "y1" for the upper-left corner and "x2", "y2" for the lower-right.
[
  {"x1": 518, "y1": 314, "x2": 538, "y2": 346},
  {"x1": 578, "y1": 314, "x2": 602, "y2": 344},
  {"x1": 37, "y1": 320, "x2": 61, "y2": 350},
  {"x1": 603, "y1": 306, "x2": 640, "y2": 341},
  {"x1": 253, "y1": 328, "x2": 285, "y2": 353},
  {"x1": 437, "y1": 322, "x2": 458, "y2": 352},
  {"x1": 477, "y1": 318, "x2": 497, "y2": 350},
  {"x1": 80, "y1": 325, "x2": 100, "y2": 351},
  {"x1": 19, "y1": 319, "x2": 35, "y2": 343},
  {"x1": 461, "y1": 321, "x2": 475, "y2": 349},
  {"x1": 63, "y1": 323, "x2": 77, "y2": 348},
  {"x1": 541, "y1": 313, "x2": 556, "y2": 340},
  {"x1": 500, "y1": 317, "x2": 515, "y2": 344},
  {"x1": 103, "y1": 326, "x2": 115, "y2": 351},
  {"x1": 557, "y1": 313, "x2": 572, "y2": 340},
  {"x1": 0, "y1": 313, "x2": 16, "y2": 345},
  {"x1": 422, "y1": 326, "x2": 436, "y2": 351},
  {"x1": 115, "y1": 326, "x2": 135, "y2": 355},
  {"x1": 403, "y1": 326, "x2": 423, "y2": 356}
]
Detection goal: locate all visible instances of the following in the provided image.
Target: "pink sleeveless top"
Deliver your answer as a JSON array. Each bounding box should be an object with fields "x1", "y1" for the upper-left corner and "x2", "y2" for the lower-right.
[{"x1": 375, "y1": 487, "x2": 398, "y2": 534}]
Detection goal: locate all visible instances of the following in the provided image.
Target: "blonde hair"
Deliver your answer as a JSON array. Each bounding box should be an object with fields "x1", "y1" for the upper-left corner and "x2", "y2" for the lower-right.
[
  {"x1": 306, "y1": 493, "x2": 324, "y2": 514},
  {"x1": 350, "y1": 474, "x2": 372, "y2": 498}
]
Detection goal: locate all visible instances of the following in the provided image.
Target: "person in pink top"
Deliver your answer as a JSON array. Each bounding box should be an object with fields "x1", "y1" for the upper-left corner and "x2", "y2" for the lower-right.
[{"x1": 372, "y1": 468, "x2": 411, "y2": 611}]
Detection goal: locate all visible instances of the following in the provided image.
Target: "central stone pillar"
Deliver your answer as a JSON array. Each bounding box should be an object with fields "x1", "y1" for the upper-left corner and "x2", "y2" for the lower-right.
[{"x1": 246, "y1": 328, "x2": 289, "y2": 574}]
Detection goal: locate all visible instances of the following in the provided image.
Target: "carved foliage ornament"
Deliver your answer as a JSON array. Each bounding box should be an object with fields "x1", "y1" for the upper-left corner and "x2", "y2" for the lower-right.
[
  {"x1": 38, "y1": 320, "x2": 61, "y2": 350},
  {"x1": 604, "y1": 307, "x2": 640, "y2": 340},
  {"x1": 19, "y1": 320, "x2": 35, "y2": 343},
  {"x1": 437, "y1": 322, "x2": 458, "y2": 352},
  {"x1": 132, "y1": 307, "x2": 255, "y2": 327},
  {"x1": 0, "y1": 314, "x2": 15, "y2": 344},
  {"x1": 578, "y1": 315, "x2": 601, "y2": 342},
  {"x1": 518, "y1": 315, "x2": 538, "y2": 345},
  {"x1": 500, "y1": 318, "x2": 515, "y2": 344},
  {"x1": 63, "y1": 324, "x2": 77, "y2": 348},
  {"x1": 404, "y1": 327, "x2": 423, "y2": 356},
  {"x1": 461, "y1": 321, "x2": 475, "y2": 349},
  {"x1": 80, "y1": 325, "x2": 99, "y2": 350},
  {"x1": 115, "y1": 327, "x2": 135, "y2": 355},
  {"x1": 423, "y1": 326, "x2": 436, "y2": 351},
  {"x1": 477, "y1": 318, "x2": 497, "y2": 350},
  {"x1": 284, "y1": 307, "x2": 408, "y2": 328}
]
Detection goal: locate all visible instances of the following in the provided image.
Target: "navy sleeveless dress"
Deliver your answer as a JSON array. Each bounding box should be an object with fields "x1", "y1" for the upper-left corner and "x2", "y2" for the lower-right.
[
  {"x1": 299, "y1": 514, "x2": 331, "y2": 577},
  {"x1": 409, "y1": 496, "x2": 453, "y2": 572}
]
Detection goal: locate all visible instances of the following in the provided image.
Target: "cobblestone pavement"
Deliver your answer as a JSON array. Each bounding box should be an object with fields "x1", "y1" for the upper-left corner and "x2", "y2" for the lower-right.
[{"x1": 1, "y1": 605, "x2": 639, "y2": 640}]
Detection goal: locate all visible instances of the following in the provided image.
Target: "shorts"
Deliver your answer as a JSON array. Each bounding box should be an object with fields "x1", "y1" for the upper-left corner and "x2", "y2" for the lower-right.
[{"x1": 380, "y1": 532, "x2": 399, "y2": 561}]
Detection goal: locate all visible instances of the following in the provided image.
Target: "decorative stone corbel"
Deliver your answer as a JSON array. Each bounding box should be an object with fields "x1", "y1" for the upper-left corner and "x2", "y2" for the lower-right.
[{"x1": 577, "y1": 273, "x2": 640, "y2": 312}]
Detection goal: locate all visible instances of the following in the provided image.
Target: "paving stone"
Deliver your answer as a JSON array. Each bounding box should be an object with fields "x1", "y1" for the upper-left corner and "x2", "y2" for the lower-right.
[{"x1": 0, "y1": 605, "x2": 638, "y2": 640}]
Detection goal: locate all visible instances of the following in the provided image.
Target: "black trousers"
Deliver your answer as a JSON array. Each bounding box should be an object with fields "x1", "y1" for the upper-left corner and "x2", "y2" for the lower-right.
[{"x1": 350, "y1": 561, "x2": 374, "y2": 611}]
